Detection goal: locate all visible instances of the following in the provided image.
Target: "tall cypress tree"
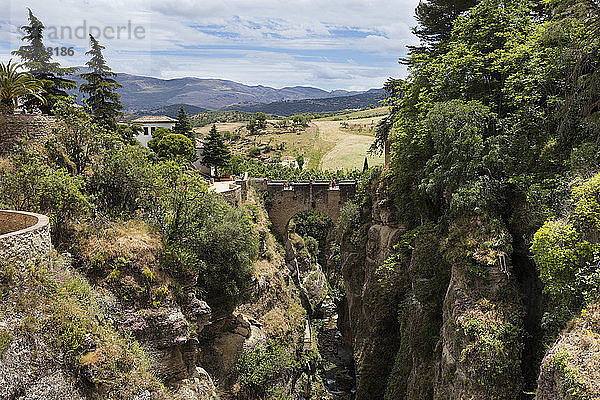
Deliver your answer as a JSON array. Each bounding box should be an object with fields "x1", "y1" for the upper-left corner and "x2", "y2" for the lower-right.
[
  {"x1": 79, "y1": 35, "x2": 123, "y2": 126},
  {"x1": 173, "y1": 106, "x2": 194, "y2": 140},
  {"x1": 202, "y1": 124, "x2": 231, "y2": 168},
  {"x1": 12, "y1": 8, "x2": 77, "y2": 112}
]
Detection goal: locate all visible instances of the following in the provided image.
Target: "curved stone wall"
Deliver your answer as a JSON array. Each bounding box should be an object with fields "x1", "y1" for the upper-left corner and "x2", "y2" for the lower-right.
[{"x1": 0, "y1": 210, "x2": 52, "y2": 268}]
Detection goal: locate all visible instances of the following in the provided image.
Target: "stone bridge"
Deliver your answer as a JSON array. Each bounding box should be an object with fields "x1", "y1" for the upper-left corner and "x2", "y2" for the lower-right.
[{"x1": 248, "y1": 179, "x2": 357, "y2": 239}]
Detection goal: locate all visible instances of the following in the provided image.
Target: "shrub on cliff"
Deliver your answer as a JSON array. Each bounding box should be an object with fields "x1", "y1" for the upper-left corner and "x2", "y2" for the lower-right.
[
  {"x1": 152, "y1": 167, "x2": 258, "y2": 310},
  {"x1": 149, "y1": 133, "x2": 196, "y2": 163},
  {"x1": 532, "y1": 173, "x2": 600, "y2": 328},
  {"x1": 235, "y1": 338, "x2": 297, "y2": 398},
  {"x1": 91, "y1": 144, "x2": 156, "y2": 217}
]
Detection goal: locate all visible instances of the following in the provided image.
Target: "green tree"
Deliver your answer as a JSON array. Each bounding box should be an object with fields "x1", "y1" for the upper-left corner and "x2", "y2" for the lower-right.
[
  {"x1": 152, "y1": 133, "x2": 196, "y2": 162},
  {"x1": 0, "y1": 60, "x2": 45, "y2": 113},
  {"x1": 173, "y1": 106, "x2": 194, "y2": 140},
  {"x1": 202, "y1": 125, "x2": 231, "y2": 168},
  {"x1": 370, "y1": 78, "x2": 402, "y2": 154},
  {"x1": 246, "y1": 118, "x2": 258, "y2": 135},
  {"x1": 91, "y1": 145, "x2": 156, "y2": 216},
  {"x1": 153, "y1": 169, "x2": 258, "y2": 310},
  {"x1": 255, "y1": 112, "x2": 267, "y2": 130},
  {"x1": 147, "y1": 127, "x2": 172, "y2": 146},
  {"x1": 48, "y1": 101, "x2": 109, "y2": 175},
  {"x1": 414, "y1": 0, "x2": 478, "y2": 46},
  {"x1": 12, "y1": 9, "x2": 77, "y2": 112},
  {"x1": 291, "y1": 114, "x2": 310, "y2": 128},
  {"x1": 390, "y1": 0, "x2": 546, "y2": 223},
  {"x1": 296, "y1": 154, "x2": 305, "y2": 170},
  {"x1": 79, "y1": 35, "x2": 123, "y2": 127},
  {"x1": 116, "y1": 123, "x2": 143, "y2": 144}
]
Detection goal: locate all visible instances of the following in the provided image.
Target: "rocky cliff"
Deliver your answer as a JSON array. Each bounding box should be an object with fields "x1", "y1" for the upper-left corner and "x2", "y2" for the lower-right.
[
  {"x1": 535, "y1": 304, "x2": 600, "y2": 399},
  {"x1": 0, "y1": 192, "x2": 313, "y2": 400},
  {"x1": 336, "y1": 175, "x2": 529, "y2": 400}
]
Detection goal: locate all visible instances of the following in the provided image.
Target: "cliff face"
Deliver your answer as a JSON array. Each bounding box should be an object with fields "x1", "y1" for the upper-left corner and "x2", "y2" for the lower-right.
[
  {"x1": 338, "y1": 178, "x2": 526, "y2": 400},
  {"x1": 0, "y1": 189, "x2": 323, "y2": 400},
  {"x1": 338, "y1": 192, "x2": 407, "y2": 399},
  {"x1": 536, "y1": 304, "x2": 600, "y2": 400}
]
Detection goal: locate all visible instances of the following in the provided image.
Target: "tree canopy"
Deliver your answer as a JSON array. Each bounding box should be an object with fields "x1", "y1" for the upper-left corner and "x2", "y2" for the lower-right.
[
  {"x1": 173, "y1": 106, "x2": 194, "y2": 140},
  {"x1": 79, "y1": 35, "x2": 123, "y2": 127},
  {"x1": 12, "y1": 9, "x2": 77, "y2": 112},
  {"x1": 202, "y1": 125, "x2": 231, "y2": 168}
]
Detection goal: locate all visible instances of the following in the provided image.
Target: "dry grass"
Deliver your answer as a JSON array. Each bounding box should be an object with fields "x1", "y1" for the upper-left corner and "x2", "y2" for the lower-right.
[
  {"x1": 77, "y1": 219, "x2": 162, "y2": 268},
  {"x1": 0, "y1": 157, "x2": 12, "y2": 172},
  {"x1": 315, "y1": 119, "x2": 384, "y2": 170},
  {"x1": 73, "y1": 219, "x2": 177, "y2": 309}
]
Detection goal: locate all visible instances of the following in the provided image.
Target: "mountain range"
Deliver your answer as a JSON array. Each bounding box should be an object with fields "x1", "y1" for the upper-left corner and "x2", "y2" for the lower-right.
[
  {"x1": 221, "y1": 88, "x2": 386, "y2": 116},
  {"x1": 70, "y1": 69, "x2": 381, "y2": 114}
]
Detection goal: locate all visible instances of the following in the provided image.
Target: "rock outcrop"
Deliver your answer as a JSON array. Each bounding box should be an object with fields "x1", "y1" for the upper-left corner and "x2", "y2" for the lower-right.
[
  {"x1": 338, "y1": 182, "x2": 407, "y2": 399},
  {"x1": 536, "y1": 303, "x2": 600, "y2": 399}
]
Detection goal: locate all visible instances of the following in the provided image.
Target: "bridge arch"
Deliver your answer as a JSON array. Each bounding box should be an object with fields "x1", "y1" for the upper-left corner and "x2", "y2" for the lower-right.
[{"x1": 249, "y1": 179, "x2": 357, "y2": 240}]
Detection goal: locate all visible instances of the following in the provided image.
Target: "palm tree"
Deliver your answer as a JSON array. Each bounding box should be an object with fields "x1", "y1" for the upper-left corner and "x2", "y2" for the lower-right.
[{"x1": 0, "y1": 60, "x2": 46, "y2": 113}]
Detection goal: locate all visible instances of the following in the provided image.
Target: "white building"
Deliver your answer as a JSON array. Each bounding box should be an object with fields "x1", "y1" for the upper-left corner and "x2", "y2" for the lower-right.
[{"x1": 130, "y1": 115, "x2": 177, "y2": 147}]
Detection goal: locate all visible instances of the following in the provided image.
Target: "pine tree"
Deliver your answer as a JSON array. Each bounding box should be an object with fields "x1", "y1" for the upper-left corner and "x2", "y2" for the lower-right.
[
  {"x1": 79, "y1": 35, "x2": 123, "y2": 126},
  {"x1": 413, "y1": 0, "x2": 477, "y2": 46},
  {"x1": 363, "y1": 157, "x2": 369, "y2": 172},
  {"x1": 173, "y1": 106, "x2": 194, "y2": 140},
  {"x1": 12, "y1": 8, "x2": 77, "y2": 112},
  {"x1": 202, "y1": 125, "x2": 231, "y2": 168}
]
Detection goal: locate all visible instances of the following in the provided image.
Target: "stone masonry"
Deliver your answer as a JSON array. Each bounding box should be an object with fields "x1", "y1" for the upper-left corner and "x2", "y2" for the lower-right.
[
  {"x1": 249, "y1": 179, "x2": 357, "y2": 239},
  {"x1": 0, "y1": 210, "x2": 52, "y2": 269},
  {"x1": 0, "y1": 114, "x2": 58, "y2": 155}
]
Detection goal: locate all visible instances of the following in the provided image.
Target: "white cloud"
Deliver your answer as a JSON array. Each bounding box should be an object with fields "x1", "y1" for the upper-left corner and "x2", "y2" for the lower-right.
[{"x1": 1, "y1": 0, "x2": 419, "y2": 89}]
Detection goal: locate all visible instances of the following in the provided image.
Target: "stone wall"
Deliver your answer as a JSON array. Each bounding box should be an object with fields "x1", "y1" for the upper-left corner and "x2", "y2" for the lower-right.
[
  {"x1": 219, "y1": 183, "x2": 243, "y2": 206},
  {"x1": 0, "y1": 114, "x2": 58, "y2": 155},
  {"x1": 0, "y1": 210, "x2": 52, "y2": 268}
]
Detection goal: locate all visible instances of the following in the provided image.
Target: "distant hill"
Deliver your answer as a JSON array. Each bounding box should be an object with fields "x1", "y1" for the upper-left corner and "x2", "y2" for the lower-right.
[
  {"x1": 133, "y1": 104, "x2": 207, "y2": 119},
  {"x1": 221, "y1": 88, "x2": 387, "y2": 116}
]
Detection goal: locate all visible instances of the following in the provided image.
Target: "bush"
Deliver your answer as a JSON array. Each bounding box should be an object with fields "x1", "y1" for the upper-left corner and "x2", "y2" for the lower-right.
[
  {"x1": 91, "y1": 145, "x2": 156, "y2": 216},
  {"x1": 236, "y1": 339, "x2": 297, "y2": 398},
  {"x1": 149, "y1": 133, "x2": 196, "y2": 162},
  {"x1": 531, "y1": 172, "x2": 600, "y2": 339},
  {"x1": 152, "y1": 168, "x2": 258, "y2": 310},
  {"x1": 336, "y1": 200, "x2": 361, "y2": 243}
]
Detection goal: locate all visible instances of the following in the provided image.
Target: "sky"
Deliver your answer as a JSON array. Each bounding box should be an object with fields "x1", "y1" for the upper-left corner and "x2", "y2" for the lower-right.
[{"x1": 0, "y1": 0, "x2": 420, "y2": 91}]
